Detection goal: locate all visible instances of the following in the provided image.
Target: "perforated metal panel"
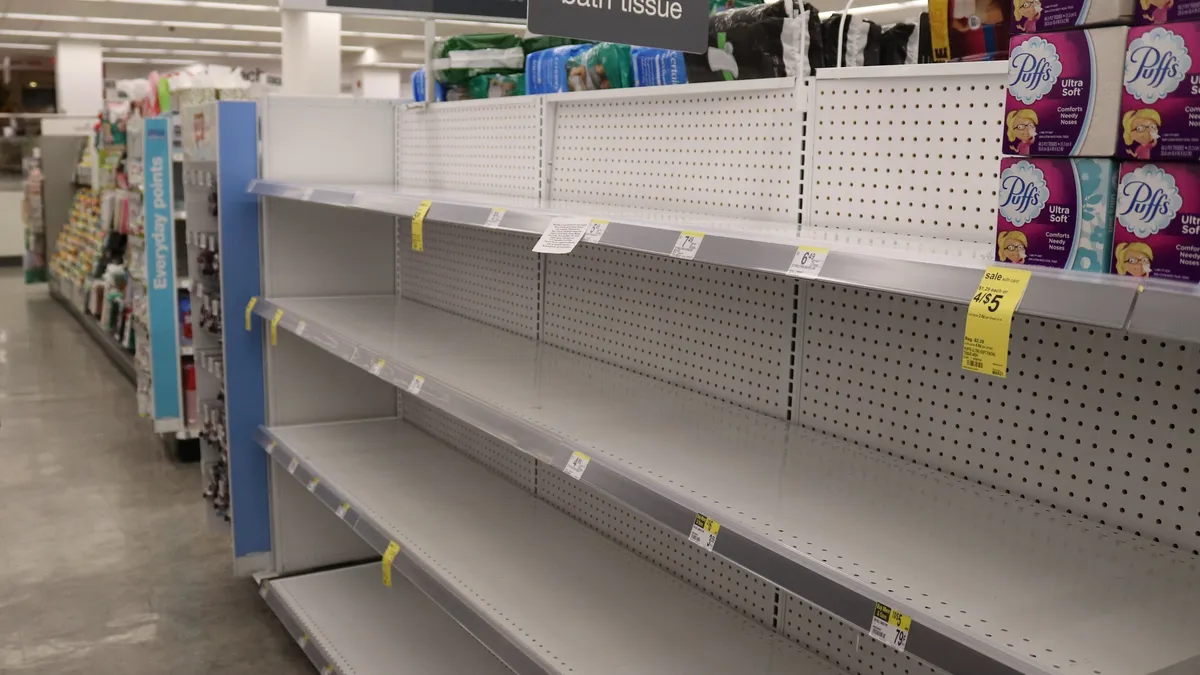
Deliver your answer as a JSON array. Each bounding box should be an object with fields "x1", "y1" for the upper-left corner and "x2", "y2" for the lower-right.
[
  {"x1": 783, "y1": 592, "x2": 949, "y2": 675},
  {"x1": 398, "y1": 99, "x2": 543, "y2": 200},
  {"x1": 402, "y1": 394, "x2": 537, "y2": 493},
  {"x1": 550, "y1": 82, "x2": 803, "y2": 233},
  {"x1": 543, "y1": 245, "x2": 797, "y2": 418},
  {"x1": 800, "y1": 282, "x2": 1200, "y2": 555},
  {"x1": 539, "y1": 466, "x2": 780, "y2": 630},
  {"x1": 806, "y1": 65, "x2": 1006, "y2": 259},
  {"x1": 399, "y1": 219, "x2": 541, "y2": 339}
]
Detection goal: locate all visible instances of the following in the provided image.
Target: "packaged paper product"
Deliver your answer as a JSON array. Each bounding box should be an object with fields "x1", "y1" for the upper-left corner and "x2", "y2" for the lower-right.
[
  {"x1": 566, "y1": 43, "x2": 634, "y2": 91},
  {"x1": 996, "y1": 157, "x2": 1117, "y2": 272},
  {"x1": 1134, "y1": 0, "x2": 1200, "y2": 24},
  {"x1": 1120, "y1": 23, "x2": 1200, "y2": 160},
  {"x1": 467, "y1": 73, "x2": 525, "y2": 99},
  {"x1": 434, "y1": 34, "x2": 524, "y2": 85},
  {"x1": 632, "y1": 48, "x2": 689, "y2": 86},
  {"x1": 521, "y1": 36, "x2": 588, "y2": 54},
  {"x1": 1112, "y1": 161, "x2": 1200, "y2": 282},
  {"x1": 526, "y1": 44, "x2": 592, "y2": 94},
  {"x1": 411, "y1": 69, "x2": 445, "y2": 102},
  {"x1": 1004, "y1": 26, "x2": 1128, "y2": 156},
  {"x1": 1011, "y1": 0, "x2": 1134, "y2": 34}
]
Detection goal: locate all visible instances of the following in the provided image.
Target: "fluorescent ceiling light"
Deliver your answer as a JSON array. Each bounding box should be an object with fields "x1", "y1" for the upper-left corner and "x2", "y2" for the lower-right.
[
  {"x1": 0, "y1": 42, "x2": 53, "y2": 50},
  {"x1": 374, "y1": 61, "x2": 423, "y2": 68},
  {"x1": 79, "y1": 0, "x2": 277, "y2": 9},
  {"x1": 104, "y1": 56, "x2": 197, "y2": 64},
  {"x1": 110, "y1": 46, "x2": 278, "y2": 59},
  {"x1": 0, "y1": 27, "x2": 282, "y2": 47},
  {"x1": 818, "y1": 0, "x2": 925, "y2": 17},
  {"x1": 0, "y1": 12, "x2": 430, "y2": 40}
]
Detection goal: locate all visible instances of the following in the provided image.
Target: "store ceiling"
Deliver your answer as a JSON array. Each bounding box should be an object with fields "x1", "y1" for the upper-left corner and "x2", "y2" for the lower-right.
[{"x1": 0, "y1": 0, "x2": 923, "y2": 74}]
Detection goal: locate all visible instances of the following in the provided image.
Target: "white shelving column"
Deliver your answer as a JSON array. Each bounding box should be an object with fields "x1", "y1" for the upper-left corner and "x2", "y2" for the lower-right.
[{"x1": 247, "y1": 70, "x2": 1200, "y2": 675}]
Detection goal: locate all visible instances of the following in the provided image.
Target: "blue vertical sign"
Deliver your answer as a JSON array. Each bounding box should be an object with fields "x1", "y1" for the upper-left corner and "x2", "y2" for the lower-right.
[{"x1": 144, "y1": 116, "x2": 182, "y2": 422}]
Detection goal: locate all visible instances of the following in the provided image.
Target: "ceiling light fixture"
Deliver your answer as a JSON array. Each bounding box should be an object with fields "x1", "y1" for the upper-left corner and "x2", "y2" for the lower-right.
[
  {"x1": 0, "y1": 42, "x2": 53, "y2": 50},
  {"x1": 104, "y1": 56, "x2": 197, "y2": 64},
  {"x1": 0, "y1": 12, "x2": 431, "y2": 40},
  {"x1": 78, "y1": 0, "x2": 277, "y2": 10}
]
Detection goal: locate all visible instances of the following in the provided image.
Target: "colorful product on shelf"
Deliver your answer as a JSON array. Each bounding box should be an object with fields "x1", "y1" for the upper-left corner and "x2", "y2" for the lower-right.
[
  {"x1": 1113, "y1": 161, "x2": 1200, "y2": 281},
  {"x1": 1011, "y1": 0, "x2": 1134, "y2": 33},
  {"x1": 1134, "y1": 0, "x2": 1200, "y2": 24},
  {"x1": 567, "y1": 43, "x2": 635, "y2": 91},
  {"x1": 997, "y1": 157, "x2": 1118, "y2": 271},
  {"x1": 1004, "y1": 26, "x2": 1128, "y2": 157},
  {"x1": 1119, "y1": 23, "x2": 1200, "y2": 160}
]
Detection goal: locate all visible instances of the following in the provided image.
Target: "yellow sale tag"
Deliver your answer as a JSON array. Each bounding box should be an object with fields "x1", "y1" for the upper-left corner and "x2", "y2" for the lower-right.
[
  {"x1": 245, "y1": 296, "x2": 258, "y2": 331},
  {"x1": 382, "y1": 541, "x2": 400, "y2": 587},
  {"x1": 411, "y1": 200, "x2": 431, "y2": 251},
  {"x1": 962, "y1": 267, "x2": 1031, "y2": 378},
  {"x1": 870, "y1": 602, "x2": 913, "y2": 651},
  {"x1": 270, "y1": 309, "x2": 284, "y2": 346},
  {"x1": 687, "y1": 513, "x2": 721, "y2": 551}
]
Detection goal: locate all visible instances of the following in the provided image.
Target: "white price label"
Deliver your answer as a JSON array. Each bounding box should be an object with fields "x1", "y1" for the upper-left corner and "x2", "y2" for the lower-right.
[
  {"x1": 532, "y1": 218, "x2": 591, "y2": 254},
  {"x1": 869, "y1": 603, "x2": 912, "y2": 652},
  {"x1": 322, "y1": 666, "x2": 335, "y2": 675},
  {"x1": 287, "y1": 458, "x2": 299, "y2": 474},
  {"x1": 408, "y1": 375, "x2": 425, "y2": 395},
  {"x1": 582, "y1": 219, "x2": 609, "y2": 244},
  {"x1": 687, "y1": 514, "x2": 720, "y2": 551},
  {"x1": 295, "y1": 320, "x2": 307, "y2": 336},
  {"x1": 369, "y1": 359, "x2": 385, "y2": 375},
  {"x1": 484, "y1": 208, "x2": 506, "y2": 228},
  {"x1": 307, "y1": 477, "x2": 320, "y2": 493},
  {"x1": 335, "y1": 502, "x2": 351, "y2": 519},
  {"x1": 670, "y1": 231, "x2": 705, "y2": 260},
  {"x1": 266, "y1": 440, "x2": 276, "y2": 454},
  {"x1": 563, "y1": 451, "x2": 591, "y2": 480},
  {"x1": 301, "y1": 188, "x2": 314, "y2": 200},
  {"x1": 298, "y1": 634, "x2": 309, "y2": 648},
  {"x1": 786, "y1": 246, "x2": 830, "y2": 278}
]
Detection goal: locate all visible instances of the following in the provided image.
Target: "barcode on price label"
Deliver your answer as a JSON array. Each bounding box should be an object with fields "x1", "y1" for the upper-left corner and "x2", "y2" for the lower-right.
[
  {"x1": 786, "y1": 245, "x2": 829, "y2": 278},
  {"x1": 582, "y1": 220, "x2": 608, "y2": 244},
  {"x1": 369, "y1": 359, "x2": 385, "y2": 375},
  {"x1": 869, "y1": 602, "x2": 913, "y2": 652},
  {"x1": 484, "y1": 208, "x2": 506, "y2": 228},
  {"x1": 670, "y1": 231, "x2": 705, "y2": 260},
  {"x1": 307, "y1": 477, "x2": 320, "y2": 493},
  {"x1": 563, "y1": 451, "x2": 591, "y2": 479},
  {"x1": 687, "y1": 514, "x2": 720, "y2": 551},
  {"x1": 335, "y1": 502, "x2": 351, "y2": 519}
]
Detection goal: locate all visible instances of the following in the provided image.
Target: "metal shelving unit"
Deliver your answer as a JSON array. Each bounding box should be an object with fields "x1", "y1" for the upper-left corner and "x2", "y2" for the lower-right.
[
  {"x1": 258, "y1": 418, "x2": 846, "y2": 675},
  {"x1": 253, "y1": 294, "x2": 1200, "y2": 675},
  {"x1": 240, "y1": 74, "x2": 1200, "y2": 675},
  {"x1": 260, "y1": 564, "x2": 515, "y2": 675}
]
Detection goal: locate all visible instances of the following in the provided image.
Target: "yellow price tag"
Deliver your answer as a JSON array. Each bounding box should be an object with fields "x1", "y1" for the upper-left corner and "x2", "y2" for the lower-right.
[
  {"x1": 687, "y1": 513, "x2": 721, "y2": 551},
  {"x1": 382, "y1": 541, "x2": 400, "y2": 587},
  {"x1": 962, "y1": 267, "x2": 1031, "y2": 378},
  {"x1": 245, "y1": 296, "x2": 258, "y2": 331},
  {"x1": 870, "y1": 602, "x2": 913, "y2": 651},
  {"x1": 412, "y1": 200, "x2": 432, "y2": 252},
  {"x1": 269, "y1": 309, "x2": 284, "y2": 346}
]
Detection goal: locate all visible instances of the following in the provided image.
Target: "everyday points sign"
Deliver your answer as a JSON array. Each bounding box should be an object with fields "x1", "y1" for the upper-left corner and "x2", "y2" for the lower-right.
[{"x1": 528, "y1": 0, "x2": 708, "y2": 54}]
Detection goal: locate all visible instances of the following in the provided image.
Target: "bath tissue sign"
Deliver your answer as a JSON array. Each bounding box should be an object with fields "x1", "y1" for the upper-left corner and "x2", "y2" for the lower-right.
[{"x1": 528, "y1": 0, "x2": 707, "y2": 53}]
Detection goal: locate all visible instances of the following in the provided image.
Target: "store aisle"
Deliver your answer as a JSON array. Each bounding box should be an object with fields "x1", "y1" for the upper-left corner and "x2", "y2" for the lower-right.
[{"x1": 0, "y1": 272, "x2": 309, "y2": 675}]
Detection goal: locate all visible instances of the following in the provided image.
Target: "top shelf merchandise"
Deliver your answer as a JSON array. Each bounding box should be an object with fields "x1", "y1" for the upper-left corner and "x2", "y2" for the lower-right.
[{"x1": 240, "y1": 63, "x2": 1200, "y2": 675}]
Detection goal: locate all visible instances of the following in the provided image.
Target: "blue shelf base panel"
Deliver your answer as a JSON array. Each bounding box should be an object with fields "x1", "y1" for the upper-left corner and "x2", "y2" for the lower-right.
[{"x1": 215, "y1": 101, "x2": 270, "y2": 569}]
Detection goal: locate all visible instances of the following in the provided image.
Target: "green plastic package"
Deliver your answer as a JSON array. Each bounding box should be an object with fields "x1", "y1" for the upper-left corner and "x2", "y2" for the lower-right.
[
  {"x1": 521, "y1": 36, "x2": 589, "y2": 55},
  {"x1": 435, "y1": 33, "x2": 524, "y2": 85},
  {"x1": 709, "y1": 0, "x2": 763, "y2": 13},
  {"x1": 468, "y1": 73, "x2": 526, "y2": 99},
  {"x1": 565, "y1": 43, "x2": 633, "y2": 92}
]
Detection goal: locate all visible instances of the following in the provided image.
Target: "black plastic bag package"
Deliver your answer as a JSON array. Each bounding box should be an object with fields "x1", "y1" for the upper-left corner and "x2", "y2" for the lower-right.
[
  {"x1": 879, "y1": 23, "x2": 916, "y2": 66},
  {"x1": 683, "y1": 0, "x2": 824, "y2": 82},
  {"x1": 863, "y1": 20, "x2": 882, "y2": 66}
]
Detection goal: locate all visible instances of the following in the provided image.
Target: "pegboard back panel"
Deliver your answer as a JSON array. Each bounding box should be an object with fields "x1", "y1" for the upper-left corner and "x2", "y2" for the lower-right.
[
  {"x1": 543, "y1": 246, "x2": 797, "y2": 419},
  {"x1": 550, "y1": 81, "x2": 804, "y2": 234},
  {"x1": 398, "y1": 98, "x2": 543, "y2": 200},
  {"x1": 800, "y1": 282, "x2": 1200, "y2": 555},
  {"x1": 399, "y1": 219, "x2": 541, "y2": 340},
  {"x1": 538, "y1": 467, "x2": 780, "y2": 630},
  {"x1": 806, "y1": 64, "x2": 1006, "y2": 259},
  {"x1": 402, "y1": 393, "x2": 537, "y2": 492}
]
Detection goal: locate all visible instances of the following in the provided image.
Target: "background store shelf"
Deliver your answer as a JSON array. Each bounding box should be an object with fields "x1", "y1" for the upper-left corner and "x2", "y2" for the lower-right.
[
  {"x1": 260, "y1": 563, "x2": 515, "y2": 675},
  {"x1": 248, "y1": 180, "x2": 1146, "y2": 334},
  {"x1": 49, "y1": 283, "x2": 135, "y2": 383},
  {"x1": 255, "y1": 295, "x2": 1200, "y2": 675},
  {"x1": 257, "y1": 418, "x2": 846, "y2": 675}
]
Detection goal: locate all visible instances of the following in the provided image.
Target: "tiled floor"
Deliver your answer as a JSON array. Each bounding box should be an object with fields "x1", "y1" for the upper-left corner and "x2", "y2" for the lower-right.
[{"x1": 0, "y1": 272, "x2": 310, "y2": 674}]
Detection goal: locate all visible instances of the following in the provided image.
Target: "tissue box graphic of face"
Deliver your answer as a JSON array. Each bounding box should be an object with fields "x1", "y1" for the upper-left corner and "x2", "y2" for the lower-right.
[
  {"x1": 1121, "y1": 24, "x2": 1200, "y2": 161},
  {"x1": 1134, "y1": 0, "x2": 1200, "y2": 25},
  {"x1": 1005, "y1": 27, "x2": 1127, "y2": 157},
  {"x1": 997, "y1": 157, "x2": 1117, "y2": 271},
  {"x1": 1114, "y1": 161, "x2": 1200, "y2": 282}
]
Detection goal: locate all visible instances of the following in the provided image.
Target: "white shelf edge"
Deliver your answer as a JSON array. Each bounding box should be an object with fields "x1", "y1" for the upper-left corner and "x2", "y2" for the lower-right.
[{"x1": 247, "y1": 179, "x2": 1148, "y2": 335}]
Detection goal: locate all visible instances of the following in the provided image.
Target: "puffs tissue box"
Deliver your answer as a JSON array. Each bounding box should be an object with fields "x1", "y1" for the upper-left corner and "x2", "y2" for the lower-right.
[
  {"x1": 1004, "y1": 27, "x2": 1128, "y2": 157},
  {"x1": 1120, "y1": 23, "x2": 1200, "y2": 161},
  {"x1": 997, "y1": 157, "x2": 1117, "y2": 272},
  {"x1": 1113, "y1": 161, "x2": 1200, "y2": 282}
]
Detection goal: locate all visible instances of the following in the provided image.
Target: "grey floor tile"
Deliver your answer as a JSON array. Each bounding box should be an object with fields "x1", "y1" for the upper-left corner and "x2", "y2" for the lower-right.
[{"x1": 0, "y1": 273, "x2": 311, "y2": 674}]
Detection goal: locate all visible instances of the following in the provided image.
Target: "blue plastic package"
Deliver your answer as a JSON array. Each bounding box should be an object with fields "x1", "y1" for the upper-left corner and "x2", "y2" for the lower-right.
[
  {"x1": 537, "y1": 44, "x2": 591, "y2": 93},
  {"x1": 412, "y1": 69, "x2": 446, "y2": 102},
  {"x1": 656, "y1": 50, "x2": 688, "y2": 86},
  {"x1": 631, "y1": 48, "x2": 687, "y2": 88}
]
